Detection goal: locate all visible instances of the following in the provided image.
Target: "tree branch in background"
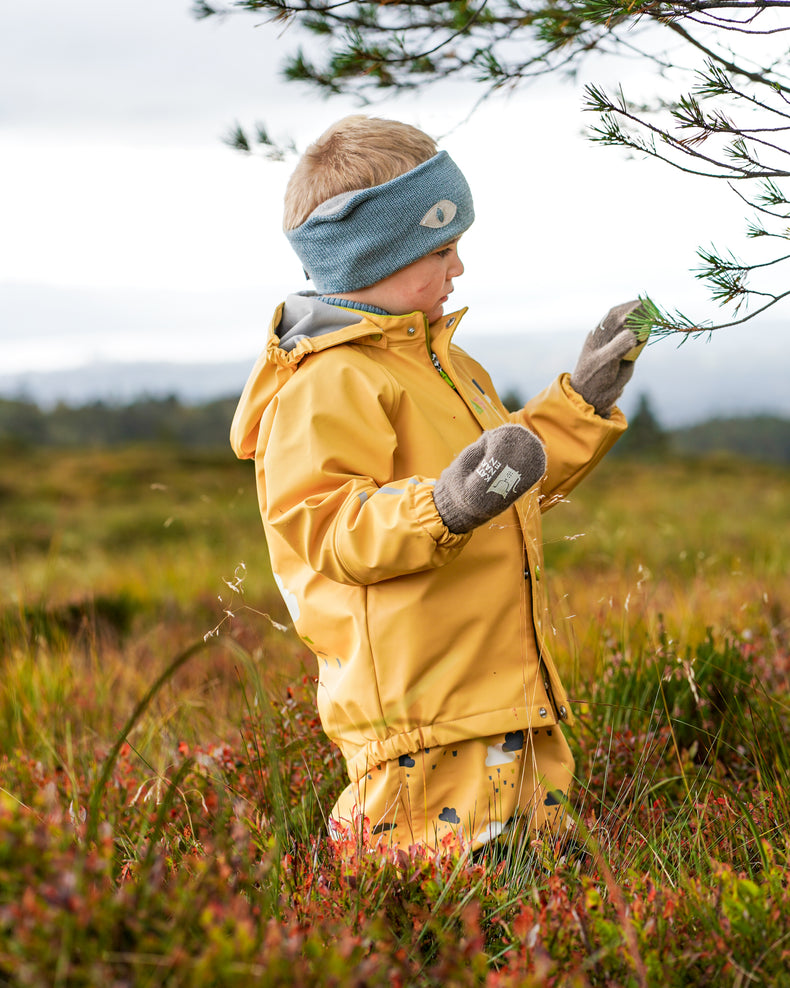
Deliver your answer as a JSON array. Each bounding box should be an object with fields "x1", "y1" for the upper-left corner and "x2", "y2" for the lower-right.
[{"x1": 195, "y1": 0, "x2": 790, "y2": 335}]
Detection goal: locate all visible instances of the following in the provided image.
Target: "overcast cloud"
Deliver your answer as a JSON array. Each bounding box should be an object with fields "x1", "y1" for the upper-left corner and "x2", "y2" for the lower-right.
[{"x1": 1, "y1": 0, "x2": 786, "y2": 421}]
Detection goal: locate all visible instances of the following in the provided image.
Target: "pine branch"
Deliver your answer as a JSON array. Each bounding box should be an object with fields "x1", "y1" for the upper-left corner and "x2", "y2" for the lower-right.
[
  {"x1": 637, "y1": 287, "x2": 790, "y2": 335},
  {"x1": 222, "y1": 123, "x2": 251, "y2": 154},
  {"x1": 222, "y1": 122, "x2": 298, "y2": 160},
  {"x1": 663, "y1": 17, "x2": 790, "y2": 95},
  {"x1": 199, "y1": 0, "x2": 790, "y2": 334}
]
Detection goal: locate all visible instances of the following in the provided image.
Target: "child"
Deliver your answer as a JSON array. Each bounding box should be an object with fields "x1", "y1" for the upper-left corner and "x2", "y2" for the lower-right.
[{"x1": 230, "y1": 115, "x2": 641, "y2": 854}]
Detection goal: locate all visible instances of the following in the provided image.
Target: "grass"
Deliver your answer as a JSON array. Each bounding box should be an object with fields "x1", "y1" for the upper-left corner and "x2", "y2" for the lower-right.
[{"x1": 1, "y1": 444, "x2": 789, "y2": 985}]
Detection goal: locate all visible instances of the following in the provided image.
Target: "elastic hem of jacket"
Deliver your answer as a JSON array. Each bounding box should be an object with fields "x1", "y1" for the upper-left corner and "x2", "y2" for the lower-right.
[{"x1": 343, "y1": 701, "x2": 568, "y2": 783}]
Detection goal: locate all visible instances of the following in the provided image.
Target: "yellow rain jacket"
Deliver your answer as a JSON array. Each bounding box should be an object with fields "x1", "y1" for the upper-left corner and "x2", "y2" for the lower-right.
[{"x1": 231, "y1": 295, "x2": 626, "y2": 785}]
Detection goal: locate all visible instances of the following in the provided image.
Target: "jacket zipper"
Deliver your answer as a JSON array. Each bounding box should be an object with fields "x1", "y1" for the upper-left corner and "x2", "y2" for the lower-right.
[
  {"x1": 524, "y1": 562, "x2": 566, "y2": 722},
  {"x1": 431, "y1": 350, "x2": 457, "y2": 390},
  {"x1": 427, "y1": 318, "x2": 566, "y2": 723},
  {"x1": 423, "y1": 320, "x2": 457, "y2": 391}
]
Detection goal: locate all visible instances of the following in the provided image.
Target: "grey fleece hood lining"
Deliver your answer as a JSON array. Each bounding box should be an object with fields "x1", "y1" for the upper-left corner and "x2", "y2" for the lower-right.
[{"x1": 277, "y1": 293, "x2": 365, "y2": 352}]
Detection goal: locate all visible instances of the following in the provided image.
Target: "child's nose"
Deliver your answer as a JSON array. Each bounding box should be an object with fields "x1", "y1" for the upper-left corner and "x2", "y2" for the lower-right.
[{"x1": 449, "y1": 252, "x2": 464, "y2": 278}]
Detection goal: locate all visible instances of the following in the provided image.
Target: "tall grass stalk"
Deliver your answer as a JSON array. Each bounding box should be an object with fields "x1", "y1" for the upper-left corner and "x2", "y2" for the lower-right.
[{"x1": 86, "y1": 635, "x2": 249, "y2": 842}]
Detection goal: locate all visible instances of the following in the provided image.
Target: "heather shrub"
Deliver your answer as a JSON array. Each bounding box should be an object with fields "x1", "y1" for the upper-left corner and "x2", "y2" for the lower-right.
[{"x1": 2, "y1": 448, "x2": 789, "y2": 984}]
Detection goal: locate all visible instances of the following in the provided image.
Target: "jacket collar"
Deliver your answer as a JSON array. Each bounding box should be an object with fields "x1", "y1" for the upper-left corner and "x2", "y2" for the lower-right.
[{"x1": 273, "y1": 292, "x2": 467, "y2": 363}]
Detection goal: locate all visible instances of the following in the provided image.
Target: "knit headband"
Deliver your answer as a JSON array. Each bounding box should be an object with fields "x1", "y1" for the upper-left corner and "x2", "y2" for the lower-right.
[{"x1": 285, "y1": 151, "x2": 475, "y2": 294}]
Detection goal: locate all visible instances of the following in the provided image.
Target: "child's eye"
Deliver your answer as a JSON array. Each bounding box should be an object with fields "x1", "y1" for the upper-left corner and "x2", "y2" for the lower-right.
[{"x1": 436, "y1": 247, "x2": 453, "y2": 257}]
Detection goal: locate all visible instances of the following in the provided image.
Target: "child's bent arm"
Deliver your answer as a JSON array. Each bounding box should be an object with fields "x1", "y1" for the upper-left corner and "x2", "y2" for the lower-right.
[
  {"x1": 510, "y1": 374, "x2": 626, "y2": 510},
  {"x1": 266, "y1": 469, "x2": 470, "y2": 585},
  {"x1": 259, "y1": 362, "x2": 471, "y2": 586}
]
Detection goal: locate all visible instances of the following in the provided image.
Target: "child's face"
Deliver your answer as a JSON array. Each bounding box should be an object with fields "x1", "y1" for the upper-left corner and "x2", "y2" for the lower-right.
[{"x1": 362, "y1": 239, "x2": 464, "y2": 324}]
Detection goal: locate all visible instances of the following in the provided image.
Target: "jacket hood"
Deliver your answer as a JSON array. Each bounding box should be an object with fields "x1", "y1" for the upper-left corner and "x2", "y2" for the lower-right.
[
  {"x1": 230, "y1": 293, "x2": 392, "y2": 460},
  {"x1": 276, "y1": 292, "x2": 365, "y2": 351}
]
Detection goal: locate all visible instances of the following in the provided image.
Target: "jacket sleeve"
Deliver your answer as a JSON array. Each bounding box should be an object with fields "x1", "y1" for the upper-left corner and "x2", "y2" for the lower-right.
[
  {"x1": 509, "y1": 373, "x2": 626, "y2": 512},
  {"x1": 258, "y1": 353, "x2": 471, "y2": 586}
]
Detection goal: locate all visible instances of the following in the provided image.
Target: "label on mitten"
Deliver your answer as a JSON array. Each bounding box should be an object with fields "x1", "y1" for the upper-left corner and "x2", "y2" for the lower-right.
[
  {"x1": 486, "y1": 465, "x2": 522, "y2": 498},
  {"x1": 475, "y1": 456, "x2": 501, "y2": 483}
]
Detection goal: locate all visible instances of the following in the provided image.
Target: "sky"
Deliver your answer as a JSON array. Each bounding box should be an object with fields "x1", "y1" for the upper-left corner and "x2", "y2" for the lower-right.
[{"x1": 0, "y1": 0, "x2": 786, "y2": 418}]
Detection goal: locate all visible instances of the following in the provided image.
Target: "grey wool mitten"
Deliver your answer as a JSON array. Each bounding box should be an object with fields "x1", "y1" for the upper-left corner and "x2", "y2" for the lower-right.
[
  {"x1": 432, "y1": 424, "x2": 546, "y2": 535},
  {"x1": 571, "y1": 300, "x2": 645, "y2": 417}
]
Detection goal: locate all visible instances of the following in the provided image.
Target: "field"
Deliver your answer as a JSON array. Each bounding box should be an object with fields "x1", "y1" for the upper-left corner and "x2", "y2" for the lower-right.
[{"x1": 2, "y1": 443, "x2": 790, "y2": 986}]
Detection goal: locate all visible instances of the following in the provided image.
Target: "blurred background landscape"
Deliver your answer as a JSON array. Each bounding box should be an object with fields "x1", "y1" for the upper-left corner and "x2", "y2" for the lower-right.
[
  {"x1": 2, "y1": 325, "x2": 788, "y2": 462},
  {"x1": 3, "y1": 1, "x2": 787, "y2": 428}
]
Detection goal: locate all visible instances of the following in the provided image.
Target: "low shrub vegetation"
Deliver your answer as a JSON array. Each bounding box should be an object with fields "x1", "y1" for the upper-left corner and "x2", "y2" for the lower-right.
[{"x1": 1, "y1": 446, "x2": 789, "y2": 985}]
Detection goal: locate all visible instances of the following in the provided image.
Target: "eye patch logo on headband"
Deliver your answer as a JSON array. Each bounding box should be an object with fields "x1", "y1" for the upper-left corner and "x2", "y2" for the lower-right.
[{"x1": 420, "y1": 199, "x2": 458, "y2": 229}]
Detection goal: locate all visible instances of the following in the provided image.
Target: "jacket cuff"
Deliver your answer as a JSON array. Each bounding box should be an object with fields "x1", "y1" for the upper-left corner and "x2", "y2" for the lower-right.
[
  {"x1": 411, "y1": 481, "x2": 473, "y2": 550},
  {"x1": 560, "y1": 373, "x2": 627, "y2": 430}
]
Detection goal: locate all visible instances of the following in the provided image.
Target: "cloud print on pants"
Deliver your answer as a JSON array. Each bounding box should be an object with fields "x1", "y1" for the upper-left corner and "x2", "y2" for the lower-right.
[
  {"x1": 485, "y1": 744, "x2": 518, "y2": 767},
  {"x1": 475, "y1": 820, "x2": 505, "y2": 844},
  {"x1": 544, "y1": 790, "x2": 566, "y2": 806},
  {"x1": 398, "y1": 754, "x2": 416, "y2": 767},
  {"x1": 438, "y1": 807, "x2": 460, "y2": 824},
  {"x1": 502, "y1": 730, "x2": 524, "y2": 752}
]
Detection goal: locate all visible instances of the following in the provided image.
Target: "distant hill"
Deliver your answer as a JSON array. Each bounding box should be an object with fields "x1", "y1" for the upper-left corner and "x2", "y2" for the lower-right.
[
  {"x1": 671, "y1": 415, "x2": 790, "y2": 464},
  {"x1": 2, "y1": 322, "x2": 789, "y2": 428},
  {"x1": 1, "y1": 393, "x2": 789, "y2": 464},
  {"x1": 0, "y1": 360, "x2": 252, "y2": 410},
  {"x1": 0, "y1": 395, "x2": 238, "y2": 449}
]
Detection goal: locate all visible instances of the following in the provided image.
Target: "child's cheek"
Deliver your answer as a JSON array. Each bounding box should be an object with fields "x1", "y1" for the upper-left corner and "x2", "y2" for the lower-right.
[{"x1": 418, "y1": 270, "x2": 442, "y2": 294}]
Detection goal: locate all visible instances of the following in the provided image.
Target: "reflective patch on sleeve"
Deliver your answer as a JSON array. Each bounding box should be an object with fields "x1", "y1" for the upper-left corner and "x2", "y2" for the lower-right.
[
  {"x1": 380, "y1": 486, "x2": 405, "y2": 495},
  {"x1": 272, "y1": 573, "x2": 300, "y2": 622},
  {"x1": 358, "y1": 491, "x2": 369, "y2": 505}
]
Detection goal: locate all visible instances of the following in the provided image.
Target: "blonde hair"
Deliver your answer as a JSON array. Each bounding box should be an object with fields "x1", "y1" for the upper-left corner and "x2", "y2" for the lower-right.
[{"x1": 283, "y1": 115, "x2": 438, "y2": 230}]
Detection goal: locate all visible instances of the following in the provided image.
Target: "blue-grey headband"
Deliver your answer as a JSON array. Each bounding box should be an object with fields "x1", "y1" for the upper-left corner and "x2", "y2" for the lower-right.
[{"x1": 285, "y1": 150, "x2": 474, "y2": 294}]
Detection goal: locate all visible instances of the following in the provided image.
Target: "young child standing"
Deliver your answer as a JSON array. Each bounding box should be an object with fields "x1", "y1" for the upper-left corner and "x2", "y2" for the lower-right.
[{"x1": 231, "y1": 115, "x2": 642, "y2": 854}]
